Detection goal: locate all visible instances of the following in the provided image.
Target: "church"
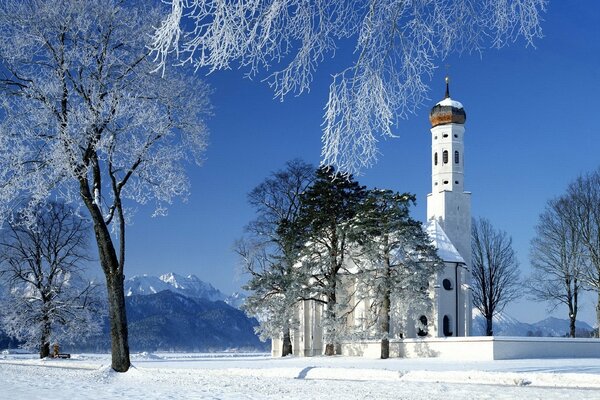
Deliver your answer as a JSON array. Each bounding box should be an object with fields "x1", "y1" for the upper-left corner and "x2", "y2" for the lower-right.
[{"x1": 272, "y1": 79, "x2": 473, "y2": 357}]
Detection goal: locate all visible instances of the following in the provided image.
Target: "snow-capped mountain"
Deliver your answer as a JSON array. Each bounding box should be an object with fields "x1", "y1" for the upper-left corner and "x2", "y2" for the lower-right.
[
  {"x1": 224, "y1": 292, "x2": 247, "y2": 309},
  {"x1": 124, "y1": 272, "x2": 245, "y2": 308},
  {"x1": 125, "y1": 272, "x2": 226, "y2": 302},
  {"x1": 472, "y1": 309, "x2": 595, "y2": 337}
]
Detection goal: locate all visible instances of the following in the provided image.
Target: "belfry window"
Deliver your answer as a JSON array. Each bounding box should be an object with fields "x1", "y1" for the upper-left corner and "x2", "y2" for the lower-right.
[
  {"x1": 443, "y1": 150, "x2": 448, "y2": 164},
  {"x1": 434, "y1": 152, "x2": 438, "y2": 165},
  {"x1": 454, "y1": 151, "x2": 459, "y2": 164}
]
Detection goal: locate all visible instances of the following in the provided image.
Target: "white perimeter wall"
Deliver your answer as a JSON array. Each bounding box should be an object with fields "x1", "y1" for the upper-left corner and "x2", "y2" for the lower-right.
[{"x1": 340, "y1": 337, "x2": 600, "y2": 360}]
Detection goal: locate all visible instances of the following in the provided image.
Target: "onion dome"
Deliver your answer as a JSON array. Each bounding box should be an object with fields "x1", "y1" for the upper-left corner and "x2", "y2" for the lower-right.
[{"x1": 429, "y1": 77, "x2": 466, "y2": 127}]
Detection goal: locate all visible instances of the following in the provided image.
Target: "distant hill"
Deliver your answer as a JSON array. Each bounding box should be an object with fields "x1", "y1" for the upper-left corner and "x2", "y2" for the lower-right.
[
  {"x1": 0, "y1": 273, "x2": 260, "y2": 353},
  {"x1": 77, "y1": 290, "x2": 267, "y2": 352},
  {"x1": 472, "y1": 310, "x2": 595, "y2": 337},
  {"x1": 124, "y1": 272, "x2": 246, "y2": 308},
  {"x1": 125, "y1": 291, "x2": 267, "y2": 352}
]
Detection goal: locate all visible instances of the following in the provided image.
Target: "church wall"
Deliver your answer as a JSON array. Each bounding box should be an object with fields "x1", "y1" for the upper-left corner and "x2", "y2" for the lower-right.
[{"x1": 340, "y1": 337, "x2": 600, "y2": 360}]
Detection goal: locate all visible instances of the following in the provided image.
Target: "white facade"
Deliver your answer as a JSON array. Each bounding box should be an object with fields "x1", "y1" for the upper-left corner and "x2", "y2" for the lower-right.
[{"x1": 273, "y1": 82, "x2": 473, "y2": 357}]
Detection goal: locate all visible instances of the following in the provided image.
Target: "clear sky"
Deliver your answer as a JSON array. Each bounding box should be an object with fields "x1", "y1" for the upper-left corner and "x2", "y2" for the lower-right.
[{"x1": 120, "y1": 2, "x2": 600, "y2": 325}]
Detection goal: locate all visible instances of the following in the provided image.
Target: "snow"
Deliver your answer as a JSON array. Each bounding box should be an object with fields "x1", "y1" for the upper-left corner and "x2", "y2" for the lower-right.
[
  {"x1": 1, "y1": 352, "x2": 600, "y2": 399},
  {"x1": 125, "y1": 272, "x2": 226, "y2": 302},
  {"x1": 426, "y1": 220, "x2": 465, "y2": 263},
  {"x1": 436, "y1": 97, "x2": 464, "y2": 109}
]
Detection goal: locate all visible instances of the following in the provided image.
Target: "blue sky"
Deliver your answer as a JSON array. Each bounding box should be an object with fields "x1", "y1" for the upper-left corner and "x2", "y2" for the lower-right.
[{"x1": 122, "y1": 2, "x2": 599, "y2": 325}]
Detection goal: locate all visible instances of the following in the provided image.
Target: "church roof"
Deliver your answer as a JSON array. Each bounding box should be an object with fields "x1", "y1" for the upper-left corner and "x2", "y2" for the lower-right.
[
  {"x1": 429, "y1": 77, "x2": 466, "y2": 127},
  {"x1": 425, "y1": 219, "x2": 465, "y2": 264}
]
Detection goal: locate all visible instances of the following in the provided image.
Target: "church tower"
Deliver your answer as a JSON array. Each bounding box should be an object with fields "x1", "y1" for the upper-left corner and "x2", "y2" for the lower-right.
[{"x1": 427, "y1": 77, "x2": 472, "y2": 337}]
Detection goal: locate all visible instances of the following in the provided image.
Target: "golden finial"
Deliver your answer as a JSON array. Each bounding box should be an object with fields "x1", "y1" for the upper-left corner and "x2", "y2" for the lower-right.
[{"x1": 444, "y1": 76, "x2": 450, "y2": 99}]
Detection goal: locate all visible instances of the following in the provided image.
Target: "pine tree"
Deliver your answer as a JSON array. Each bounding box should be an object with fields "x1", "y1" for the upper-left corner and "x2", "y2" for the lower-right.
[
  {"x1": 296, "y1": 166, "x2": 367, "y2": 355},
  {"x1": 353, "y1": 189, "x2": 441, "y2": 358}
]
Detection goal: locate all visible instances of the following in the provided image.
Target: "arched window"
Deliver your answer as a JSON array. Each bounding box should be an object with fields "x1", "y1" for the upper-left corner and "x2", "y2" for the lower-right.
[
  {"x1": 454, "y1": 151, "x2": 459, "y2": 164},
  {"x1": 434, "y1": 152, "x2": 438, "y2": 165},
  {"x1": 443, "y1": 315, "x2": 453, "y2": 337},
  {"x1": 417, "y1": 315, "x2": 428, "y2": 337},
  {"x1": 442, "y1": 279, "x2": 453, "y2": 290},
  {"x1": 442, "y1": 150, "x2": 448, "y2": 164}
]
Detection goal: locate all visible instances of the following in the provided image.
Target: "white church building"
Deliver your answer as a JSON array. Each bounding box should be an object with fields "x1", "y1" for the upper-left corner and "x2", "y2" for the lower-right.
[
  {"x1": 272, "y1": 79, "x2": 473, "y2": 357},
  {"x1": 272, "y1": 79, "x2": 600, "y2": 360}
]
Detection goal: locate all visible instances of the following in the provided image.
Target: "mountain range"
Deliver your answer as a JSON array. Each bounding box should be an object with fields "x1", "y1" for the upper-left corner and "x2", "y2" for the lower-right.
[
  {"x1": 73, "y1": 273, "x2": 264, "y2": 352},
  {"x1": 472, "y1": 310, "x2": 595, "y2": 337},
  {"x1": 124, "y1": 272, "x2": 246, "y2": 309}
]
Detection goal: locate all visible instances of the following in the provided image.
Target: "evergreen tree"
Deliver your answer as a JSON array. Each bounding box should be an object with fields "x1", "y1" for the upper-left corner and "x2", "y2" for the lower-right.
[
  {"x1": 296, "y1": 166, "x2": 367, "y2": 355},
  {"x1": 353, "y1": 189, "x2": 441, "y2": 358}
]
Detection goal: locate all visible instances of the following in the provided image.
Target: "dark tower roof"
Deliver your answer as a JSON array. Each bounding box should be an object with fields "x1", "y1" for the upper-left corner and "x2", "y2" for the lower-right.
[{"x1": 429, "y1": 77, "x2": 466, "y2": 128}]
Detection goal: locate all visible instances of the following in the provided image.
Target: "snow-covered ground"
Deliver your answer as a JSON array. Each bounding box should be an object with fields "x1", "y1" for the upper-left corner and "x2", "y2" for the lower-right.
[{"x1": 1, "y1": 352, "x2": 600, "y2": 399}]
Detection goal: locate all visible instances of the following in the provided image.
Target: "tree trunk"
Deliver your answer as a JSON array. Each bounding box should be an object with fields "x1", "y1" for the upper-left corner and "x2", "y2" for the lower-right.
[
  {"x1": 39, "y1": 317, "x2": 51, "y2": 359},
  {"x1": 381, "y1": 338, "x2": 390, "y2": 360},
  {"x1": 569, "y1": 316, "x2": 576, "y2": 338},
  {"x1": 380, "y1": 257, "x2": 391, "y2": 359},
  {"x1": 106, "y1": 271, "x2": 130, "y2": 372},
  {"x1": 282, "y1": 326, "x2": 293, "y2": 357},
  {"x1": 596, "y1": 294, "x2": 600, "y2": 338},
  {"x1": 324, "y1": 277, "x2": 337, "y2": 356},
  {"x1": 324, "y1": 343, "x2": 335, "y2": 356},
  {"x1": 485, "y1": 315, "x2": 493, "y2": 336},
  {"x1": 87, "y1": 200, "x2": 130, "y2": 371}
]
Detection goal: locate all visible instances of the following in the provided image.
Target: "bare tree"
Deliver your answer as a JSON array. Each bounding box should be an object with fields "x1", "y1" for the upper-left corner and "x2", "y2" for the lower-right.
[
  {"x1": 151, "y1": 0, "x2": 546, "y2": 174},
  {"x1": 528, "y1": 197, "x2": 586, "y2": 337},
  {"x1": 0, "y1": 1, "x2": 209, "y2": 371},
  {"x1": 0, "y1": 202, "x2": 101, "y2": 358},
  {"x1": 471, "y1": 217, "x2": 521, "y2": 336},
  {"x1": 238, "y1": 159, "x2": 314, "y2": 356},
  {"x1": 563, "y1": 168, "x2": 600, "y2": 333}
]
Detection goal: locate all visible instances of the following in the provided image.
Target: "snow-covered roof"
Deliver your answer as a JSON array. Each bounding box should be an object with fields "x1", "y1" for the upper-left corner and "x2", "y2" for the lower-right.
[
  {"x1": 425, "y1": 219, "x2": 465, "y2": 264},
  {"x1": 435, "y1": 97, "x2": 464, "y2": 109}
]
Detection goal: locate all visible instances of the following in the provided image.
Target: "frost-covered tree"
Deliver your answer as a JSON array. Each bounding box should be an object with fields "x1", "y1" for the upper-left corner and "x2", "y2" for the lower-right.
[
  {"x1": 0, "y1": 1, "x2": 209, "y2": 371},
  {"x1": 0, "y1": 202, "x2": 102, "y2": 358},
  {"x1": 471, "y1": 217, "x2": 521, "y2": 336},
  {"x1": 238, "y1": 159, "x2": 314, "y2": 356},
  {"x1": 528, "y1": 197, "x2": 587, "y2": 338},
  {"x1": 563, "y1": 168, "x2": 600, "y2": 334},
  {"x1": 151, "y1": 0, "x2": 546, "y2": 174},
  {"x1": 353, "y1": 190, "x2": 441, "y2": 358},
  {"x1": 295, "y1": 166, "x2": 367, "y2": 355}
]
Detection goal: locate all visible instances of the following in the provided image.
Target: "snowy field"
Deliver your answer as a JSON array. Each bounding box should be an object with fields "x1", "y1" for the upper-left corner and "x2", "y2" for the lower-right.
[{"x1": 2, "y1": 352, "x2": 600, "y2": 399}]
